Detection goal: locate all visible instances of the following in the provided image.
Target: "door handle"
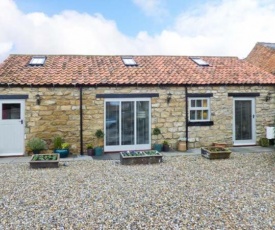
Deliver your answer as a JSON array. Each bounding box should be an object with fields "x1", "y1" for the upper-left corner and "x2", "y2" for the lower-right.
[{"x1": 20, "y1": 120, "x2": 23, "y2": 124}]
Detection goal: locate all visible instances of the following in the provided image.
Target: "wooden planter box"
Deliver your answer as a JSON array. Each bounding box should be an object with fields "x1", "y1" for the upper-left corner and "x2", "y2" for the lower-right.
[
  {"x1": 201, "y1": 147, "x2": 231, "y2": 159},
  {"x1": 30, "y1": 154, "x2": 60, "y2": 168},
  {"x1": 120, "y1": 151, "x2": 163, "y2": 165},
  {"x1": 212, "y1": 142, "x2": 227, "y2": 148}
]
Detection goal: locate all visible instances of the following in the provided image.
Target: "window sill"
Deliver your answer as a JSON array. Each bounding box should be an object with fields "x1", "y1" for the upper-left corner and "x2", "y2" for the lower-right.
[{"x1": 188, "y1": 121, "x2": 214, "y2": 126}]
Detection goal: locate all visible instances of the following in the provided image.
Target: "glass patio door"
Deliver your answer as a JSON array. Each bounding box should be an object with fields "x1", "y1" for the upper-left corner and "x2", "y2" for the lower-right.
[
  {"x1": 233, "y1": 98, "x2": 256, "y2": 145},
  {"x1": 105, "y1": 98, "x2": 151, "y2": 152}
]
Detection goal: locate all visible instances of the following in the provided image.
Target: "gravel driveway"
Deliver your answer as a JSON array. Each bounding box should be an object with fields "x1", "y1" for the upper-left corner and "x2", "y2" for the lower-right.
[{"x1": 0, "y1": 152, "x2": 274, "y2": 229}]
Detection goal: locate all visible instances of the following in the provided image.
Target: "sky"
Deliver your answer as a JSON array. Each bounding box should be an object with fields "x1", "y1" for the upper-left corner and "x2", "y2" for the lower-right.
[{"x1": 0, "y1": 0, "x2": 275, "y2": 62}]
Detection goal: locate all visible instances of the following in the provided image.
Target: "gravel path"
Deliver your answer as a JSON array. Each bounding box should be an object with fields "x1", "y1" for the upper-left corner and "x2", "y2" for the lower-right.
[{"x1": 0, "y1": 152, "x2": 274, "y2": 229}]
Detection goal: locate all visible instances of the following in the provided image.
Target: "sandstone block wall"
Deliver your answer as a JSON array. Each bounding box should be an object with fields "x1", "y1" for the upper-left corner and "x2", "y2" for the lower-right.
[
  {"x1": 82, "y1": 87, "x2": 186, "y2": 150},
  {"x1": 187, "y1": 85, "x2": 275, "y2": 147},
  {"x1": 0, "y1": 85, "x2": 274, "y2": 154}
]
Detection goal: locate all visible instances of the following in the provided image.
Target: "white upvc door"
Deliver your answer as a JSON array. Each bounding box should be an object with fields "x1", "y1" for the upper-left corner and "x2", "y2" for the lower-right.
[
  {"x1": 104, "y1": 98, "x2": 151, "y2": 152},
  {"x1": 233, "y1": 98, "x2": 256, "y2": 146},
  {"x1": 0, "y1": 100, "x2": 25, "y2": 156}
]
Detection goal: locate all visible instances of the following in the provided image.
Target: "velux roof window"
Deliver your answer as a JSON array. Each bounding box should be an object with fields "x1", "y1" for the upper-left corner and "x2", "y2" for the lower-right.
[
  {"x1": 29, "y1": 56, "x2": 46, "y2": 66},
  {"x1": 190, "y1": 57, "x2": 209, "y2": 66},
  {"x1": 122, "y1": 56, "x2": 137, "y2": 66}
]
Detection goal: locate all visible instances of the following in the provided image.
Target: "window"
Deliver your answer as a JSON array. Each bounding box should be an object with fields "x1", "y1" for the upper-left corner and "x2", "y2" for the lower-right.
[
  {"x1": 190, "y1": 57, "x2": 209, "y2": 66},
  {"x1": 189, "y1": 98, "x2": 210, "y2": 121},
  {"x1": 29, "y1": 56, "x2": 46, "y2": 66},
  {"x1": 2, "y1": 103, "x2": 21, "y2": 120},
  {"x1": 122, "y1": 57, "x2": 137, "y2": 66}
]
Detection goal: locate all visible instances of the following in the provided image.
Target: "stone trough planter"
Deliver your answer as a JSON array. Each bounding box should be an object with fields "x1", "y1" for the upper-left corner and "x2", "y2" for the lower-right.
[
  {"x1": 29, "y1": 154, "x2": 60, "y2": 169},
  {"x1": 201, "y1": 147, "x2": 231, "y2": 159},
  {"x1": 120, "y1": 150, "x2": 163, "y2": 165}
]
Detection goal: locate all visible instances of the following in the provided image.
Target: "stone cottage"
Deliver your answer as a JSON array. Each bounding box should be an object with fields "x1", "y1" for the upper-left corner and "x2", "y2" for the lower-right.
[{"x1": 0, "y1": 53, "x2": 275, "y2": 156}]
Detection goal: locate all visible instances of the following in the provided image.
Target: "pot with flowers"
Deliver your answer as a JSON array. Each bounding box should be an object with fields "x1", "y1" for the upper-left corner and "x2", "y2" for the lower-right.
[{"x1": 53, "y1": 135, "x2": 70, "y2": 158}]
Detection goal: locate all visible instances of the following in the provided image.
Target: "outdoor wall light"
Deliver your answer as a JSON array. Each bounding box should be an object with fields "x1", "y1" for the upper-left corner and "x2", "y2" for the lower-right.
[
  {"x1": 36, "y1": 94, "x2": 41, "y2": 105},
  {"x1": 167, "y1": 92, "x2": 172, "y2": 104},
  {"x1": 265, "y1": 92, "x2": 271, "y2": 102}
]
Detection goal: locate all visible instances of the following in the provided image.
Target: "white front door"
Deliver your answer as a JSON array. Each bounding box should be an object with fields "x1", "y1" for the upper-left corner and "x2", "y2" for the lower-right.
[
  {"x1": 104, "y1": 98, "x2": 151, "y2": 152},
  {"x1": 0, "y1": 100, "x2": 25, "y2": 156},
  {"x1": 233, "y1": 98, "x2": 256, "y2": 145}
]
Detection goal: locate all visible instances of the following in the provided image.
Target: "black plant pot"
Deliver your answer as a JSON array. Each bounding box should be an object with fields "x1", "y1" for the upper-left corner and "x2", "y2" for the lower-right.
[
  {"x1": 33, "y1": 150, "x2": 41, "y2": 154},
  {"x1": 87, "y1": 148, "x2": 94, "y2": 156},
  {"x1": 162, "y1": 145, "x2": 170, "y2": 152}
]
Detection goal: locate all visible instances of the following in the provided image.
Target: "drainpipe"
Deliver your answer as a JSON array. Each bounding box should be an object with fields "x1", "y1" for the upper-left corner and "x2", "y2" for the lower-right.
[
  {"x1": 80, "y1": 86, "x2": 83, "y2": 155},
  {"x1": 185, "y1": 86, "x2": 188, "y2": 150}
]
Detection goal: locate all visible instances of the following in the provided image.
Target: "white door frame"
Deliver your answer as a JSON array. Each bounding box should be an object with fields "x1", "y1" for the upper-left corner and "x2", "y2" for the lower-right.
[
  {"x1": 233, "y1": 97, "x2": 256, "y2": 146},
  {"x1": 0, "y1": 99, "x2": 25, "y2": 156},
  {"x1": 104, "y1": 98, "x2": 151, "y2": 152}
]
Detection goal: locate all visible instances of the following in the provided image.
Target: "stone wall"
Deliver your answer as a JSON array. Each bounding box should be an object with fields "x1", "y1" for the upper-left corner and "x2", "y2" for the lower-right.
[
  {"x1": 0, "y1": 87, "x2": 81, "y2": 154},
  {"x1": 0, "y1": 85, "x2": 274, "y2": 154},
  {"x1": 187, "y1": 85, "x2": 275, "y2": 147},
  {"x1": 82, "y1": 86, "x2": 186, "y2": 150}
]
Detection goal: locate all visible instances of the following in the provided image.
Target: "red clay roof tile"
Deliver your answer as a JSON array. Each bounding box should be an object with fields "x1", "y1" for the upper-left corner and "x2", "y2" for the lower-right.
[
  {"x1": 0, "y1": 55, "x2": 275, "y2": 86},
  {"x1": 246, "y1": 42, "x2": 275, "y2": 75}
]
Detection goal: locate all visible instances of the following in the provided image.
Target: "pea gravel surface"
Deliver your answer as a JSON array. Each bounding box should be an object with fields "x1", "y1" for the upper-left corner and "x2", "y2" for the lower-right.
[{"x1": 0, "y1": 152, "x2": 274, "y2": 229}]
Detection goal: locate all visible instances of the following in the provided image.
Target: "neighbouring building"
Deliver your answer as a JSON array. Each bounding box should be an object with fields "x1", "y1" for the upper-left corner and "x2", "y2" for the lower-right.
[
  {"x1": 0, "y1": 52, "x2": 275, "y2": 156},
  {"x1": 246, "y1": 42, "x2": 275, "y2": 75}
]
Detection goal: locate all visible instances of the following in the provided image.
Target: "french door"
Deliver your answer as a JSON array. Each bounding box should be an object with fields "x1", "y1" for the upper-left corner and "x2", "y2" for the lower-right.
[
  {"x1": 104, "y1": 98, "x2": 151, "y2": 152},
  {"x1": 233, "y1": 98, "x2": 256, "y2": 145},
  {"x1": 0, "y1": 100, "x2": 25, "y2": 156}
]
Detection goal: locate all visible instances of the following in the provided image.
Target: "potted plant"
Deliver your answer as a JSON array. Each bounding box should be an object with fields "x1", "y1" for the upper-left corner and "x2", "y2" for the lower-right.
[
  {"x1": 30, "y1": 154, "x2": 60, "y2": 169},
  {"x1": 86, "y1": 143, "x2": 94, "y2": 156},
  {"x1": 177, "y1": 137, "x2": 186, "y2": 152},
  {"x1": 201, "y1": 146, "x2": 231, "y2": 159},
  {"x1": 162, "y1": 140, "x2": 170, "y2": 152},
  {"x1": 94, "y1": 129, "x2": 104, "y2": 156},
  {"x1": 152, "y1": 127, "x2": 163, "y2": 152},
  {"x1": 53, "y1": 135, "x2": 63, "y2": 151},
  {"x1": 27, "y1": 137, "x2": 47, "y2": 154},
  {"x1": 61, "y1": 143, "x2": 70, "y2": 150},
  {"x1": 53, "y1": 136, "x2": 70, "y2": 158},
  {"x1": 260, "y1": 137, "x2": 269, "y2": 147}
]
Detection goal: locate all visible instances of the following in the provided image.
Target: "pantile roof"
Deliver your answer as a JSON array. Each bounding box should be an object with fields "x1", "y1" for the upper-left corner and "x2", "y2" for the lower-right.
[
  {"x1": 0, "y1": 54, "x2": 275, "y2": 86},
  {"x1": 246, "y1": 42, "x2": 275, "y2": 75}
]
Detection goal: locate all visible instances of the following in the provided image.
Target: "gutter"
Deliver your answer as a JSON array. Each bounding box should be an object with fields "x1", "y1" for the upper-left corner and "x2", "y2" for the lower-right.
[
  {"x1": 80, "y1": 86, "x2": 83, "y2": 155},
  {"x1": 185, "y1": 86, "x2": 188, "y2": 150}
]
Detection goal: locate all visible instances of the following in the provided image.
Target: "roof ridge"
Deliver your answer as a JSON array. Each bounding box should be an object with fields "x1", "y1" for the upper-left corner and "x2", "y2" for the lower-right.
[{"x1": 9, "y1": 54, "x2": 239, "y2": 58}]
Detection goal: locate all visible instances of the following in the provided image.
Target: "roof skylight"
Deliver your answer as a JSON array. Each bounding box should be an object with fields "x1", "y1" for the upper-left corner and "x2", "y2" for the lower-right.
[
  {"x1": 29, "y1": 56, "x2": 46, "y2": 66},
  {"x1": 122, "y1": 57, "x2": 137, "y2": 66},
  {"x1": 190, "y1": 57, "x2": 209, "y2": 66}
]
